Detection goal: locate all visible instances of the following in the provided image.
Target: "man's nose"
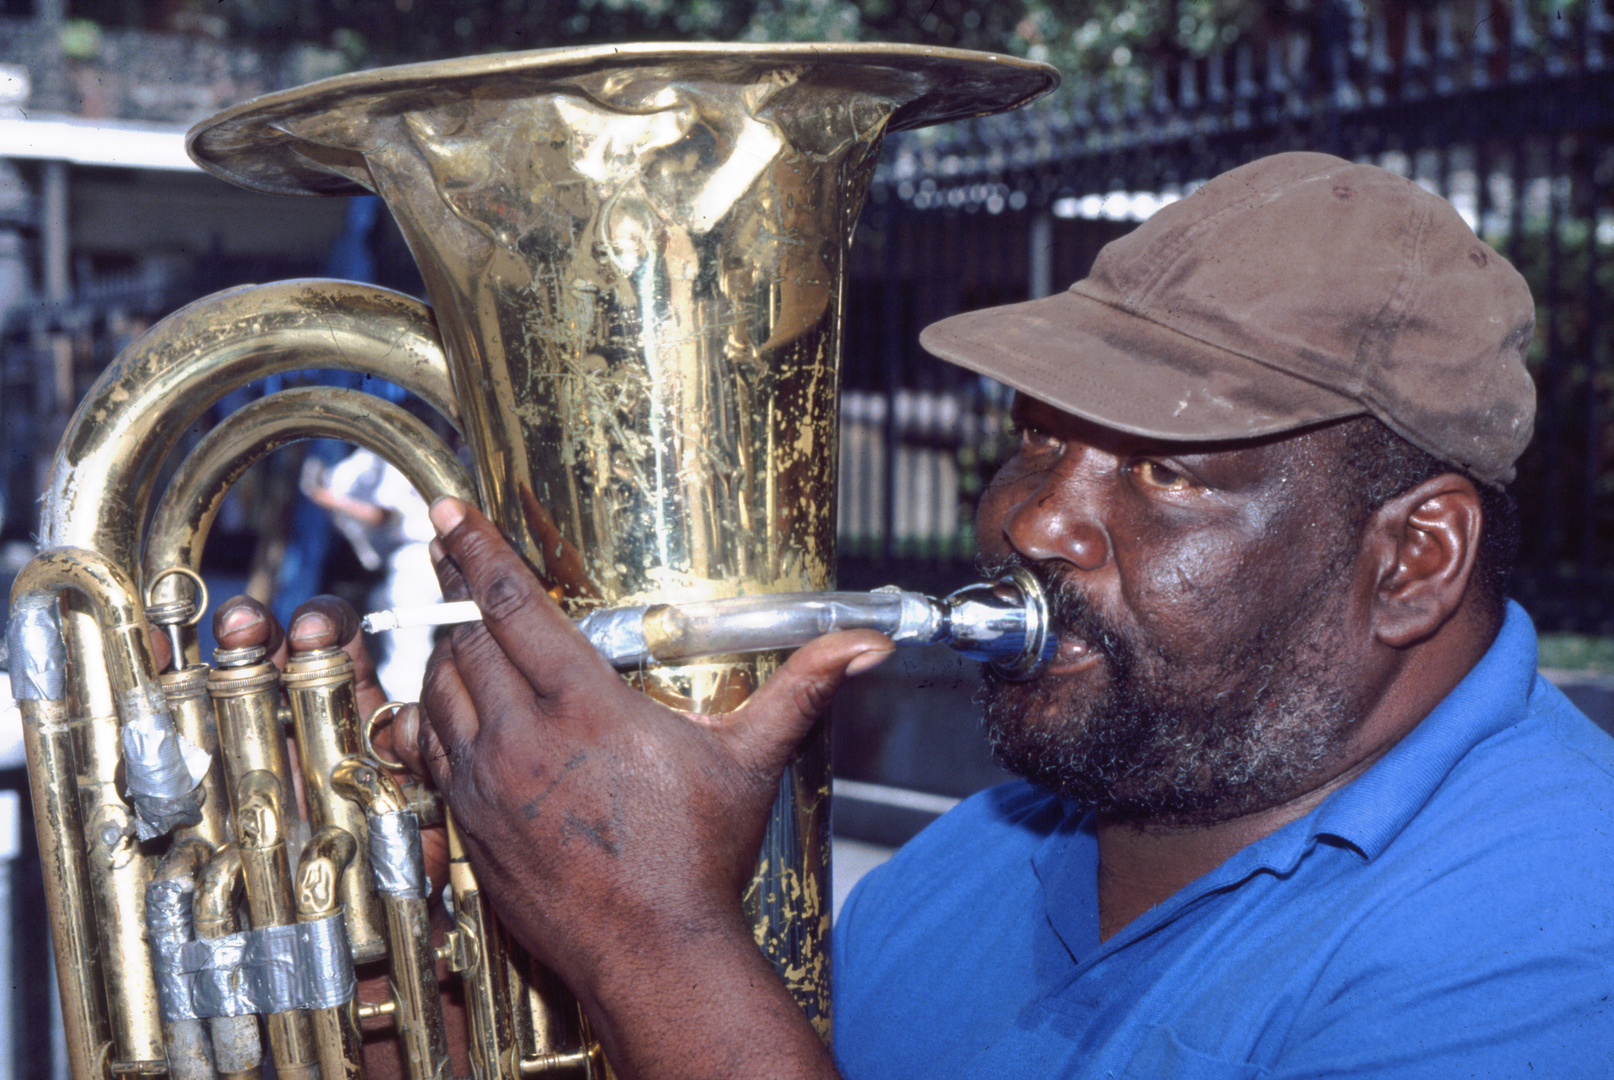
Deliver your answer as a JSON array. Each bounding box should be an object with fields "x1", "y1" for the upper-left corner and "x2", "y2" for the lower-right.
[{"x1": 1000, "y1": 453, "x2": 1111, "y2": 573}]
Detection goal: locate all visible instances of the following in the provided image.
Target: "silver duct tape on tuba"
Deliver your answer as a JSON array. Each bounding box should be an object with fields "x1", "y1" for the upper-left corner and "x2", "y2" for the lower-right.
[{"x1": 10, "y1": 43, "x2": 1055, "y2": 1079}]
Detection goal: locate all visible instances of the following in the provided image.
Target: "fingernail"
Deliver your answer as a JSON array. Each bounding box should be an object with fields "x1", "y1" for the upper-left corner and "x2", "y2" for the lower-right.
[
  {"x1": 289, "y1": 611, "x2": 334, "y2": 645},
  {"x1": 218, "y1": 605, "x2": 263, "y2": 634},
  {"x1": 428, "y1": 538, "x2": 445, "y2": 563},
  {"x1": 846, "y1": 646, "x2": 894, "y2": 677},
  {"x1": 429, "y1": 497, "x2": 467, "y2": 536}
]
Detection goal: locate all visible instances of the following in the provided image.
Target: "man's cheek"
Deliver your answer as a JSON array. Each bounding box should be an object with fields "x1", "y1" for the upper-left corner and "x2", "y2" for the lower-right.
[
  {"x1": 1127, "y1": 528, "x2": 1241, "y2": 601},
  {"x1": 1125, "y1": 559, "x2": 1280, "y2": 667}
]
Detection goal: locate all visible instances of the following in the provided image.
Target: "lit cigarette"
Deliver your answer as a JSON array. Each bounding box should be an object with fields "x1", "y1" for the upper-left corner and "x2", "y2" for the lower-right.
[{"x1": 361, "y1": 600, "x2": 483, "y2": 634}]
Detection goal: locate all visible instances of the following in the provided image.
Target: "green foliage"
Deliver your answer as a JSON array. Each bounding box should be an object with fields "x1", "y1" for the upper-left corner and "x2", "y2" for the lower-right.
[
  {"x1": 1537, "y1": 631, "x2": 1614, "y2": 674},
  {"x1": 66, "y1": 0, "x2": 1271, "y2": 74},
  {"x1": 737, "y1": 0, "x2": 865, "y2": 43},
  {"x1": 57, "y1": 18, "x2": 103, "y2": 60}
]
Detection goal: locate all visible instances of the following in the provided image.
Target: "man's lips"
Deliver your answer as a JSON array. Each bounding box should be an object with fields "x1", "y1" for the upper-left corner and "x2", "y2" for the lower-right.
[{"x1": 1044, "y1": 634, "x2": 1103, "y2": 676}]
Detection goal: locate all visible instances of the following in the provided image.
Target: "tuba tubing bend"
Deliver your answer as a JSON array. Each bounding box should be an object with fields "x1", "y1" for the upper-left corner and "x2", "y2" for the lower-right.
[{"x1": 10, "y1": 550, "x2": 210, "y2": 838}]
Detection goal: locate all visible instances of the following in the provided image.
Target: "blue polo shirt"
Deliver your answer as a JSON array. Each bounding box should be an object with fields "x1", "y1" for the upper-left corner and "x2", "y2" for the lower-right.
[{"x1": 834, "y1": 603, "x2": 1614, "y2": 1078}]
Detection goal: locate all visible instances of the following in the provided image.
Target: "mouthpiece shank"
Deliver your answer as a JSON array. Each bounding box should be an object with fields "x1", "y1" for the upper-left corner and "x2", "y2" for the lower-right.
[{"x1": 363, "y1": 567, "x2": 1054, "y2": 681}]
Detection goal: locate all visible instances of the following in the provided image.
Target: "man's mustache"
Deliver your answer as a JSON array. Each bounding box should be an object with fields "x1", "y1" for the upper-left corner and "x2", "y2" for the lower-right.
[{"x1": 975, "y1": 553, "x2": 1132, "y2": 672}]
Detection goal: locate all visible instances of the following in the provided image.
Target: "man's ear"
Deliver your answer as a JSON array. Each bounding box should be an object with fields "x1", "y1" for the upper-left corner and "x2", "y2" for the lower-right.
[{"x1": 1368, "y1": 474, "x2": 1483, "y2": 648}]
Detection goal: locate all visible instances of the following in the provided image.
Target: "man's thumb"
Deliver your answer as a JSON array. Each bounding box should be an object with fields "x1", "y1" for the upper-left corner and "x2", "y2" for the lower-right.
[{"x1": 726, "y1": 630, "x2": 895, "y2": 772}]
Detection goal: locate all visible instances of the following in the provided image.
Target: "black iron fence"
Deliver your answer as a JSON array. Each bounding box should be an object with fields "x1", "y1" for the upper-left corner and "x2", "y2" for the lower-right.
[{"x1": 835, "y1": 0, "x2": 1614, "y2": 631}]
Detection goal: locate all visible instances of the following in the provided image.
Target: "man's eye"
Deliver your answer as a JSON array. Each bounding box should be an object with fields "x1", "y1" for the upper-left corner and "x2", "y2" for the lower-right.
[
  {"x1": 1133, "y1": 460, "x2": 1191, "y2": 491},
  {"x1": 1017, "y1": 423, "x2": 1057, "y2": 450}
]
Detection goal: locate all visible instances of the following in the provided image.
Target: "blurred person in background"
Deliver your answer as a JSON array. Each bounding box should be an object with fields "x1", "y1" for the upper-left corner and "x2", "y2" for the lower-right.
[{"x1": 301, "y1": 447, "x2": 438, "y2": 698}]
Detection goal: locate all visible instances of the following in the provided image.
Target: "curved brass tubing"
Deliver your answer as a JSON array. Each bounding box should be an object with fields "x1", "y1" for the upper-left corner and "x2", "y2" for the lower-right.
[
  {"x1": 149, "y1": 833, "x2": 211, "y2": 880},
  {"x1": 12, "y1": 549, "x2": 181, "y2": 1075},
  {"x1": 25, "y1": 280, "x2": 456, "y2": 1077},
  {"x1": 296, "y1": 827, "x2": 364, "y2": 1080},
  {"x1": 194, "y1": 843, "x2": 246, "y2": 941},
  {"x1": 13, "y1": 551, "x2": 162, "y2": 697},
  {"x1": 146, "y1": 839, "x2": 215, "y2": 1080},
  {"x1": 41, "y1": 279, "x2": 456, "y2": 560},
  {"x1": 144, "y1": 385, "x2": 474, "y2": 624},
  {"x1": 195, "y1": 845, "x2": 264, "y2": 1080}
]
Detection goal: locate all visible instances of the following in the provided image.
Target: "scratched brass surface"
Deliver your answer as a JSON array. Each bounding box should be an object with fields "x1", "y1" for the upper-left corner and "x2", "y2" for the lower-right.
[
  {"x1": 186, "y1": 44, "x2": 1055, "y2": 1044},
  {"x1": 186, "y1": 44, "x2": 1054, "y2": 633},
  {"x1": 296, "y1": 828, "x2": 364, "y2": 1080}
]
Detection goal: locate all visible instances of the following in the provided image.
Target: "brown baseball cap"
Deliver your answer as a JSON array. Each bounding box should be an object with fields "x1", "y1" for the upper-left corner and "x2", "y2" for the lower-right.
[{"x1": 920, "y1": 151, "x2": 1537, "y2": 485}]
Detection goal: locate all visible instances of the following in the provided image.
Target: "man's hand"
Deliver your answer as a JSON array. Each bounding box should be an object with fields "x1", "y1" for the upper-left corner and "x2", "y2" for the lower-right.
[{"x1": 416, "y1": 496, "x2": 889, "y2": 1080}]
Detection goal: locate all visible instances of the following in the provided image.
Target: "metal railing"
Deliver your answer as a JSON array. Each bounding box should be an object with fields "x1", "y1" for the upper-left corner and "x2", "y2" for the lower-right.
[{"x1": 845, "y1": 0, "x2": 1614, "y2": 630}]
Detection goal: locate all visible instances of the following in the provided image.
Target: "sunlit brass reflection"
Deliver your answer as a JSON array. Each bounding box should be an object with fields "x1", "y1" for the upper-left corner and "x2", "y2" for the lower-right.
[{"x1": 190, "y1": 42, "x2": 1052, "y2": 1047}]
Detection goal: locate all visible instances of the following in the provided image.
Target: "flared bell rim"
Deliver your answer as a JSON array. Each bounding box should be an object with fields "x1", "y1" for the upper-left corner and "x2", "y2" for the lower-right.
[{"x1": 186, "y1": 40, "x2": 1058, "y2": 197}]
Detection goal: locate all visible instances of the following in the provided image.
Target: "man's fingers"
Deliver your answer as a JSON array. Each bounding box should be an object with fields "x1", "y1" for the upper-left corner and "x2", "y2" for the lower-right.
[
  {"x1": 214, "y1": 595, "x2": 287, "y2": 667},
  {"x1": 419, "y1": 634, "x2": 481, "y2": 773},
  {"x1": 427, "y1": 513, "x2": 561, "y2": 728},
  {"x1": 147, "y1": 626, "x2": 174, "y2": 671},
  {"x1": 415, "y1": 703, "x2": 453, "y2": 794},
  {"x1": 288, "y1": 595, "x2": 389, "y2": 716},
  {"x1": 382, "y1": 702, "x2": 431, "y2": 780},
  {"x1": 287, "y1": 595, "x2": 360, "y2": 652},
  {"x1": 429, "y1": 536, "x2": 471, "y2": 604},
  {"x1": 725, "y1": 630, "x2": 894, "y2": 774},
  {"x1": 428, "y1": 498, "x2": 612, "y2": 700}
]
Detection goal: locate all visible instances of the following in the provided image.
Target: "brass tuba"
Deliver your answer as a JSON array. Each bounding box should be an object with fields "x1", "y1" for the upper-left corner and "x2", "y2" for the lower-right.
[{"x1": 8, "y1": 43, "x2": 1055, "y2": 1079}]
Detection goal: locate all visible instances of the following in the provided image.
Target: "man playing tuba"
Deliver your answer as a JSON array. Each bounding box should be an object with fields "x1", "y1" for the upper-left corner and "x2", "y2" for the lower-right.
[{"x1": 236, "y1": 151, "x2": 1614, "y2": 1077}]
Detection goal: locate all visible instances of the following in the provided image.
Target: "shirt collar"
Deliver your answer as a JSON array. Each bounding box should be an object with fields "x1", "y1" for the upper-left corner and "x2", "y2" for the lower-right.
[{"x1": 1301, "y1": 599, "x2": 1536, "y2": 860}]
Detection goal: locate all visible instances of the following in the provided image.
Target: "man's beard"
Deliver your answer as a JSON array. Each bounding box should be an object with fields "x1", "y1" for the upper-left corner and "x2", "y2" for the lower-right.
[{"x1": 978, "y1": 553, "x2": 1363, "y2": 826}]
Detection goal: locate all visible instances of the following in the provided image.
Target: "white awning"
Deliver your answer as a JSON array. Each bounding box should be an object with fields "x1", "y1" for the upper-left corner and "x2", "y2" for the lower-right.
[{"x1": 0, "y1": 111, "x2": 197, "y2": 171}]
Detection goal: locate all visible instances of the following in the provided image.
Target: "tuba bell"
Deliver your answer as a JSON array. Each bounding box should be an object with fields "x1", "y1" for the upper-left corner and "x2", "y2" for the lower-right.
[{"x1": 8, "y1": 43, "x2": 1055, "y2": 1079}]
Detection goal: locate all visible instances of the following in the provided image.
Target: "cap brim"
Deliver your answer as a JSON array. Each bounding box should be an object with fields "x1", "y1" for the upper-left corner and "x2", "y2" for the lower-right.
[{"x1": 919, "y1": 290, "x2": 1366, "y2": 444}]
